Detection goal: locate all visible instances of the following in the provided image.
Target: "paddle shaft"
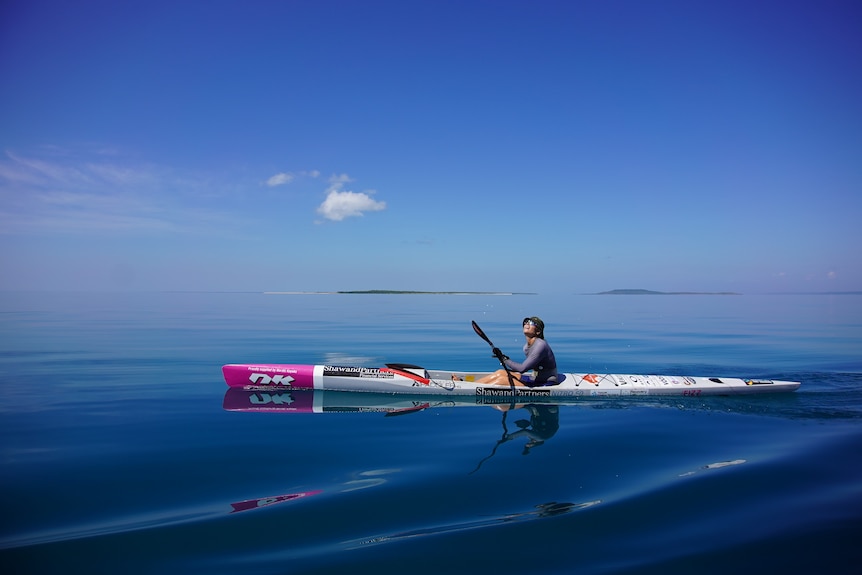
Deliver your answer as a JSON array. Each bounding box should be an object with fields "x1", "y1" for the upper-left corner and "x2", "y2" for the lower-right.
[{"x1": 471, "y1": 321, "x2": 516, "y2": 392}]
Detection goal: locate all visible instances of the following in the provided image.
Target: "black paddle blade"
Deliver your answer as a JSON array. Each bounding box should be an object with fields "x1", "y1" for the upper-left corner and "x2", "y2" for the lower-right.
[
  {"x1": 472, "y1": 320, "x2": 494, "y2": 346},
  {"x1": 472, "y1": 320, "x2": 515, "y2": 394}
]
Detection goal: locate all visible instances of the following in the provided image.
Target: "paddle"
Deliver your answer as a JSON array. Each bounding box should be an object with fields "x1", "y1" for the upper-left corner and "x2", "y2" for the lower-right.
[{"x1": 471, "y1": 320, "x2": 516, "y2": 394}]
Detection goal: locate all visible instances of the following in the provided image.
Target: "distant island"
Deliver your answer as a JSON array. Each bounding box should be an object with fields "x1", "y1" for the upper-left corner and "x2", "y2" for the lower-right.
[
  {"x1": 335, "y1": 290, "x2": 536, "y2": 295},
  {"x1": 337, "y1": 290, "x2": 536, "y2": 295},
  {"x1": 594, "y1": 289, "x2": 741, "y2": 295},
  {"x1": 265, "y1": 290, "x2": 536, "y2": 295},
  {"x1": 265, "y1": 289, "x2": 748, "y2": 296}
]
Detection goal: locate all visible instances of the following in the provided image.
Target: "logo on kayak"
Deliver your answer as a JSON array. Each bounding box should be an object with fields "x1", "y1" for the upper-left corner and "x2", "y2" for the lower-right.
[
  {"x1": 248, "y1": 373, "x2": 296, "y2": 386},
  {"x1": 475, "y1": 387, "x2": 551, "y2": 400},
  {"x1": 323, "y1": 366, "x2": 391, "y2": 379},
  {"x1": 582, "y1": 374, "x2": 599, "y2": 384}
]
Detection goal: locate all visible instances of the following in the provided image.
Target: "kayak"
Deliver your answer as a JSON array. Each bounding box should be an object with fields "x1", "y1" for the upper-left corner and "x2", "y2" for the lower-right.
[{"x1": 221, "y1": 362, "x2": 801, "y2": 398}]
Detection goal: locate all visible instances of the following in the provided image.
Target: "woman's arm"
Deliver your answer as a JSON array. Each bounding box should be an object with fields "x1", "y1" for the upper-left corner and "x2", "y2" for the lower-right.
[{"x1": 504, "y1": 339, "x2": 548, "y2": 372}]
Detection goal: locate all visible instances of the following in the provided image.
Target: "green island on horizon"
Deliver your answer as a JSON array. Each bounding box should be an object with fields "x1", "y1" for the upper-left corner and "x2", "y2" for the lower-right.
[
  {"x1": 264, "y1": 289, "x2": 740, "y2": 296},
  {"x1": 264, "y1": 290, "x2": 536, "y2": 295},
  {"x1": 262, "y1": 289, "x2": 861, "y2": 296}
]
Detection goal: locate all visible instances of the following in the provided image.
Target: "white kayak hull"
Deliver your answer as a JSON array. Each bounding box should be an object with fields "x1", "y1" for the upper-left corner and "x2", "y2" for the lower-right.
[{"x1": 222, "y1": 363, "x2": 801, "y2": 397}]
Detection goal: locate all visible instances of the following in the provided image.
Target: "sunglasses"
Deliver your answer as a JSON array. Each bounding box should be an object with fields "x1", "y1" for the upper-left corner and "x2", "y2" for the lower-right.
[{"x1": 523, "y1": 320, "x2": 538, "y2": 327}]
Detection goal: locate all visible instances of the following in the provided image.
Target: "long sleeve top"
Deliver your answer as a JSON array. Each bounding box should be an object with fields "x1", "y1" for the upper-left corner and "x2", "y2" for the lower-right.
[{"x1": 504, "y1": 338, "x2": 558, "y2": 383}]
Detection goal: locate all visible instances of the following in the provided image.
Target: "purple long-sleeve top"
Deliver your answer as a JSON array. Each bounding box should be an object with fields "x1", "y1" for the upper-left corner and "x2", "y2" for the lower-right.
[{"x1": 504, "y1": 338, "x2": 558, "y2": 383}]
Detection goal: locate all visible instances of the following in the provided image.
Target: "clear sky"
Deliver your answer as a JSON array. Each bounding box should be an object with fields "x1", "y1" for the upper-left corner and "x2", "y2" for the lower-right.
[{"x1": 1, "y1": 0, "x2": 860, "y2": 294}]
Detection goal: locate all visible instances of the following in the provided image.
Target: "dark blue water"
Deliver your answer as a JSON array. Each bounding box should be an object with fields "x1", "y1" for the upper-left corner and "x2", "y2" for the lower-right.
[{"x1": 1, "y1": 292, "x2": 860, "y2": 574}]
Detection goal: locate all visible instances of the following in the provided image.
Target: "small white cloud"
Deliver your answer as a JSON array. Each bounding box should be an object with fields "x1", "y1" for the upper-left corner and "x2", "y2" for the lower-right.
[
  {"x1": 317, "y1": 189, "x2": 386, "y2": 221},
  {"x1": 266, "y1": 172, "x2": 294, "y2": 186},
  {"x1": 316, "y1": 174, "x2": 386, "y2": 221},
  {"x1": 827, "y1": 271, "x2": 837, "y2": 280}
]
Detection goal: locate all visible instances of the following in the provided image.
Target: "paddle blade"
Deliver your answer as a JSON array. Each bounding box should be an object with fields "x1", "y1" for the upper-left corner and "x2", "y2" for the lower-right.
[{"x1": 472, "y1": 321, "x2": 494, "y2": 346}]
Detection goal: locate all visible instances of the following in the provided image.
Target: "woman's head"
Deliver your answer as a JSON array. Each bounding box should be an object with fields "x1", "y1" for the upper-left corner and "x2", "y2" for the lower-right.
[{"x1": 522, "y1": 316, "x2": 545, "y2": 338}]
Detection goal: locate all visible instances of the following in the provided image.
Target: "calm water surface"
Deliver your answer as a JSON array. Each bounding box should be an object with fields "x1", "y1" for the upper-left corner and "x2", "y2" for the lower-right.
[{"x1": 1, "y1": 292, "x2": 861, "y2": 574}]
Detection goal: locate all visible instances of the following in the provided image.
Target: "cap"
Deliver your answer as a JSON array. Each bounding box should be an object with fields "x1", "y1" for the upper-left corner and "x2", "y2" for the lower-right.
[{"x1": 522, "y1": 316, "x2": 545, "y2": 336}]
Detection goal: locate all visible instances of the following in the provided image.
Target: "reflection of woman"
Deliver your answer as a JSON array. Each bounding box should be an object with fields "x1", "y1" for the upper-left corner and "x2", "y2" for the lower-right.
[
  {"x1": 504, "y1": 404, "x2": 560, "y2": 454},
  {"x1": 471, "y1": 403, "x2": 560, "y2": 473},
  {"x1": 476, "y1": 317, "x2": 558, "y2": 387}
]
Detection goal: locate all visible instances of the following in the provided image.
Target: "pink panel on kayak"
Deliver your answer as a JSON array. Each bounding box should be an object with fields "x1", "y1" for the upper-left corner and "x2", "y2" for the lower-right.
[{"x1": 222, "y1": 364, "x2": 316, "y2": 389}]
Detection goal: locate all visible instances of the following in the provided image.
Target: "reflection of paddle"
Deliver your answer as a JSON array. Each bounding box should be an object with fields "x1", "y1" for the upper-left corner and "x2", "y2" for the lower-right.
[
  {"x1": 471, "y1": 320, "x2": 516, "y2": 395},
  {"x1": 469, "y1": 410, "x2": 510, "y2": 475},
  {"x1": 383, "y1": 403, "x2": 430, "y2": 417}
]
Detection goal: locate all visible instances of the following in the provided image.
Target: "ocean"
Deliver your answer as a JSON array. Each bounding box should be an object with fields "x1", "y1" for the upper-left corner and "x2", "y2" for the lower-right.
[{"x1": 1, "y1": 291, "x2": 860, "y2": 574}]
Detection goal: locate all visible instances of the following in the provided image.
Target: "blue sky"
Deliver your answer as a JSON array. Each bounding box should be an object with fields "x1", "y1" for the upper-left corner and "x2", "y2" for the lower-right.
[{"x1": 1, "y1": 0, "x2": 860, "y2": 294}]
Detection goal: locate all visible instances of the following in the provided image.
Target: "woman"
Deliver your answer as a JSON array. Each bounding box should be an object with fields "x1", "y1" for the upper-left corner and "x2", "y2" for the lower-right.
[{"x1": 476, "y1": 316, "x2": 558, "y2": 387}]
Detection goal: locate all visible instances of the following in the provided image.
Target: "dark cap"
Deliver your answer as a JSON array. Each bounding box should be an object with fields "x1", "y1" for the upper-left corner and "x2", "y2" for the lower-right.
[{"x1": 522, "y1": 316, "x2": 545, "y2": 337}]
